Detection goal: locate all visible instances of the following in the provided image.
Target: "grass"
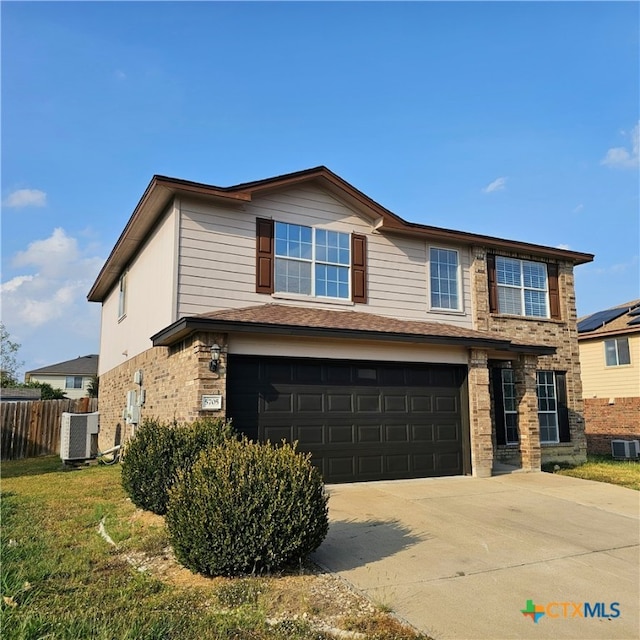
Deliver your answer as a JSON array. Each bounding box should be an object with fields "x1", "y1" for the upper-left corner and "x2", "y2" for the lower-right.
[
  {"x1": 543, "y1": 454, "x2": 640, "y2": 490},
  {"x1": 1, "y1": 456, "x2": 429, "y2": 640}
]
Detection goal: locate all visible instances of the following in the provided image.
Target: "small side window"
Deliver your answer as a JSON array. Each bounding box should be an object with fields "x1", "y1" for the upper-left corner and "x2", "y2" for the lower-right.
[{"x1": 118, "y1": 272, "x2": 127, "y2": 319}]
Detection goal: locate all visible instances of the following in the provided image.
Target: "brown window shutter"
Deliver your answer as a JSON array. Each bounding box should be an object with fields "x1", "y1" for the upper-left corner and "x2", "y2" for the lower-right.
[
  {"x1": 547, "y1": 263, "x2": 561, "y2": 320},
  {"x1": 351, "y1": 234, "x2": 367, "y2": 304},
  {"x1": 487, "y1": 253, "x2": 498, "y2": 313},
  {"x1": 255, "y1": 218, "x2": 274, "y2": 294}
]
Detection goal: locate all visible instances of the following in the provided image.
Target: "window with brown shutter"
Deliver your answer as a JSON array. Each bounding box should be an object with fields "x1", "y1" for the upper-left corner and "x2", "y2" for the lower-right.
[
  {"x1": 547, "y1": 263, "x2": 561, "y2": 320},
  {"x1": 487, "y1": 253, "x2": 498, "y2": 313},
  {"x1": 351, "y1": 234, "x2": 367, "y2": 304},
  {"x1": 256, "y1": 218, "x2": 368, "y2": 303},
  {"x1": 488, "y1": 253, "x2": 557, "y2": 319},
  {"x1": 255, "y1": 218, "x2": 274, "y2": 294}
]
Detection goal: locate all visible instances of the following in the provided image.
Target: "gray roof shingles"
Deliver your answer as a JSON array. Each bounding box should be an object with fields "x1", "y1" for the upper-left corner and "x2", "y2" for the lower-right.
[{"x1": 25, "y1": 354, "x2": 99, "y2": 377}]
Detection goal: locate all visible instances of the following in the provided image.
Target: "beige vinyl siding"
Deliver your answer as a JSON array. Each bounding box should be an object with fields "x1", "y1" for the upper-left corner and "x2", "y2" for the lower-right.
[
  {"x1": 178, "y1": 185, "x2": 473, "y2": 328},
  {"x1": 27, "y1": 374, "x2": 90, "y2": 400},
  {"x1": 99, "y1": 205, "x2": 177, "y2": 375},
  {"x1": 579, "y1": 334, "x2": 640, "y2": 398},
  {"x1": 229, "y1": 333, "x2": 469, "y2": 365}
]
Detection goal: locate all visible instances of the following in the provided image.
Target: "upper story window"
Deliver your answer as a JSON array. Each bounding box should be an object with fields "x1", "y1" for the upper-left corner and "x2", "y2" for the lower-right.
[
  {"x1": 275, "y1": 222, "x2": 350, "y2": 299},
  {"x1": 256, "y1": 218, "x2": 367, "y2": 303},
  {"x1": 495, "y1": 256, "x2": 549, "y2": 318},
  {"x1": 65, "y1": 376, "x2": 83, "y2": 389},
  {"x1": 605, "y1": 337, "x2": 631, "y2": 366},
  {"x1": 118, "y1": 272, "x2": 127, "y2": 319},
  {"x1": 429, "y1": 247, "x2": 461, "y2": 311}
]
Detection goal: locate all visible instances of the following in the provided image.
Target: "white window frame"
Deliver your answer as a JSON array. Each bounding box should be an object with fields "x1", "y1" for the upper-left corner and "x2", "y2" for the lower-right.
[
  {"x1": 501, "y1": 369, "x2": 519, "y2": 445},
  {"x1": 496, "y1": 256, "x2": 549, "y2": 318},
  {"x1": 118, "y1": 272, "x2": 127, "y2": 319},
  {"x1": 429, "y1": 246, "x2": 462, "y2": 312},
  {"x1": 274, "y1": 222, "x2": 351, "y2": 300},
  {"x1": 604, "y1": 337, "x2": 631, "y2": 367},
  {"x1": 65, "y1": 376, "x2": 83, "y2": 390},
  {"x1": 536, "y1": 371, "x2": 559, "y2": 444}
]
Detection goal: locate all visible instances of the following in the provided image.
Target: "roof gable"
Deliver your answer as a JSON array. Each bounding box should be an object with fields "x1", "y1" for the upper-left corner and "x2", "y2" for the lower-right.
[
  {"x1": 88, "y1": 166, "x2": 594, "y2": 303},
  {"x1": 25, "y1": 354, "x2": 99, "y2": 377}
]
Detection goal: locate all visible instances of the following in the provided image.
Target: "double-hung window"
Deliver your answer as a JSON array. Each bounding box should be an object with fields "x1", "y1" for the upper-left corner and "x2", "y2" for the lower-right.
[
  {"x1": 537, "y1": 371, "x2": 559, "y2": 443},
  {"x1": 274, "y1": 222, "x2": 350, "y2": 299},
  {"x1": 501, "y1": 369, "x2": 519, "y2": 445},
  {"x1": 66, "y1": 376, "x2": 83, "y2": 390},
  {"x1": 604, "y1": 338, "x2": 631, "y2": 366},
  {"x1": 430, "y1": 247, "x2": 461, "y2": 311},
  {"x1": 495, "y1": 256, "x2": 549, "y2": 318}
]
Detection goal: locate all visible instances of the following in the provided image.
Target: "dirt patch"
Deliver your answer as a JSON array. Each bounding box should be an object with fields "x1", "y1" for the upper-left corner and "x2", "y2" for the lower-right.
[{"x1": 111, "y1": 509, "x2": 421, "y2": 638}]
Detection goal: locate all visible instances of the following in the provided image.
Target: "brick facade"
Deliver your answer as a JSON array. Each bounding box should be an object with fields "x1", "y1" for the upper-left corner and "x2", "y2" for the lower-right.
[
  {"x1": 471, "y1": 248, "x2": 587, "y2": 469},
  {"x1": 98, "y1": 332, "x2": 228, "y2": 450},
  {"x1": 583, "y1": 397, "x2": 640, "y2": 455},
  {"x1": 468, "y1": 349, "x2": 493, "y2": 477}
]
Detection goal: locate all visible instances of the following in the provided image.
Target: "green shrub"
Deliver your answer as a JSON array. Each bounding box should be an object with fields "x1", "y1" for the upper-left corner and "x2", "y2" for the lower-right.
[
  {"x1": 166, "y1": 438, "x2": 329, "y2": 576},
  {"x1": 121, "y1": 417, "x2": 235, "y2": 515}
]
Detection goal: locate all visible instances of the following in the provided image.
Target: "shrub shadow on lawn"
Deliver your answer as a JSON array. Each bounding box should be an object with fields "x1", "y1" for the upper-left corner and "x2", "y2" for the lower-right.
[
  {"x1": 312, "y1": 519, "x2": 425, "y2": 571},
  {"x1": 0, "y1": 455, "x2": 66, "y2": 479}
]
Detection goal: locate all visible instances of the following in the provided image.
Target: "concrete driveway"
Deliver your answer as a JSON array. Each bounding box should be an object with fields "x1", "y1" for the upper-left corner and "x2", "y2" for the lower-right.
[{"x1": 312, "y1": 472, "x2": 640, "y2": 640}]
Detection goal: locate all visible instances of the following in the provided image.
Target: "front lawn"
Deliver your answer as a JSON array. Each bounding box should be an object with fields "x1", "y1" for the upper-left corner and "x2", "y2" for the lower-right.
[
  {"x1": 1, "y1": 456, "x2": 427, "y2": 640},
  {"x1": 545, "y1": 455, "x2": 640, "y2": 490}
]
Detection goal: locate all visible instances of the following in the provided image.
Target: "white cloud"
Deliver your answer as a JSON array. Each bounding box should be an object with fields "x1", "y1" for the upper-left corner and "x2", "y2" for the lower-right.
[
  {"x1": 557, "y1": 244, "x2": 571, "y2": 250},
  {"x1": 2, "y1": 228, "x2": 104, "y2": 329},
  {"x1": 3, "y1": 188, "x2": 47, "y2": 208},
  {"x1": 572, "y1": 204, "x2": 584, "y2": 214},
  {"x1": 0, "y1": 275, "x2": 35, "y2": 293},
  {"x1": 601, "y1": 122, "x2": 639, "y2": 168},
  {"x1": 482, "y1": 177, "x2": 507, "y2": 194},
  {"x1": 590, "y1": 255, "x2": 639, "y2": 276}
]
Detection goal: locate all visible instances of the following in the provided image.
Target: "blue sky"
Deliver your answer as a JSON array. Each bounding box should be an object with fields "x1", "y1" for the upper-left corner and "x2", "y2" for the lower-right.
[{"x1": 2, "y1": 1, "x2": 639, "y2": 376}]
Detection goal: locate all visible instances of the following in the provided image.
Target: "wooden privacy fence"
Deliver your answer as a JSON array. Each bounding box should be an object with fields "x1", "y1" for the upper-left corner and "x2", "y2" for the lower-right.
[{"x1": 1, "y1": 398, "x2": 98, "y2": 461}]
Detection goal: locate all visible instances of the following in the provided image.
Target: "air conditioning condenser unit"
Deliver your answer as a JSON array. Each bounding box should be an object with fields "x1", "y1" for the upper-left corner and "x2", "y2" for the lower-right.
[
  {"x1": 60, "y1": 412, "x2": 100, "y2": 462},
  {"x1": 611, "y1": 439, "x2": 640, "y2": 460}
]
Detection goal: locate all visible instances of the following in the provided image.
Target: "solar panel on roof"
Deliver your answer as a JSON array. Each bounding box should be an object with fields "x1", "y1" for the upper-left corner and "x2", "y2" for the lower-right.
[
  {"x1": 577, "y1": 307, "x2": 630, "y2": 333},
  {"x1": 628, "y1": 316, "x2": 640, "y2": 326},
  {"x1": 628, "y1": 307, "x2": 640, "y2": 317}
]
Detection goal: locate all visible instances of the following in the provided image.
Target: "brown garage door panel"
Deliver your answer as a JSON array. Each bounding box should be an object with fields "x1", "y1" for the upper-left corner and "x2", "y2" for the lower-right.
[{"x1": 227, "y1": 355, "x2": 468, "y2": 483}]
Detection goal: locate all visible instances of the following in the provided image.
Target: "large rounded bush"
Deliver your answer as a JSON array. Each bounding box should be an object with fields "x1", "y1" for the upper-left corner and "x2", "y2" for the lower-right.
[
  {"x1": 166, "y1": 438, "x2": 329, "y2": 576},
  {"x1": 121, "y1": 417, "x2": 235, "y2": 515}
]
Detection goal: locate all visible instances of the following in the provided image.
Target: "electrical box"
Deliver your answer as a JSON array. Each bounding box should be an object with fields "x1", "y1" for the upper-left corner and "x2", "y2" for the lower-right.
[{"x1": 125, "y1": 390, "x2": 139, "y2": 425}]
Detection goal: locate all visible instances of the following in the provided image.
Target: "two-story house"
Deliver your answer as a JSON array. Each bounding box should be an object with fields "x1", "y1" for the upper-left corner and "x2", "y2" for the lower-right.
[
  {"x1": 88, "y1": 166, "x2": 593, "y2": 482},
  {"x1": 25, "y1": 354, "x2": 99, "y2": 400}
]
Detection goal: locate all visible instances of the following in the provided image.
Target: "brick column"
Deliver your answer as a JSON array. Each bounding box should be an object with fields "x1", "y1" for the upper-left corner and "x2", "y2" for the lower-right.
[
  {"x1": 468, "y1": 348, "x2": 493, "y2": 477},
  {"x1": 515, "y1": 354, "x2": 541, "y2": 472},
  {"x1": 193, "y1": 332, "x2": 228, "y2": 420}
]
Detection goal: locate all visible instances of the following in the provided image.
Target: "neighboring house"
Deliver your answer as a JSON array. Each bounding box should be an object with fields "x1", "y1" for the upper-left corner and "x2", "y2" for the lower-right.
[
  {"x1": 577, "y1": 300, "x2": 640, "y2": 454},
  {"x1": 25, "y1": 355, "x2": 99, "y2": 400},
  {"x1": 88, "y1": 166, "x2": 594, "y2": 482}
]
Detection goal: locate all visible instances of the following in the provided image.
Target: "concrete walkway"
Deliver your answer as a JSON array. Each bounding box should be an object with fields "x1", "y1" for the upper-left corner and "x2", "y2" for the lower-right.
[{"x1": 312, "y1": 473, "x2": 640, "y2": 640}]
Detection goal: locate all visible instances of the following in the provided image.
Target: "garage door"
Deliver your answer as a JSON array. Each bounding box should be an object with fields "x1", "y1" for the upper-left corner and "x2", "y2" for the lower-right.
[{"x1": 226, "y1": 355, "x2": 469, "y2": 483}]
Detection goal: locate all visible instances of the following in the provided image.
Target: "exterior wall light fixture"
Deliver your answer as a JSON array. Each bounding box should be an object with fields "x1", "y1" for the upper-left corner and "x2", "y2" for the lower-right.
[{"x1": 209, "y1": 344, "x2": 222, "y2": 372}]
